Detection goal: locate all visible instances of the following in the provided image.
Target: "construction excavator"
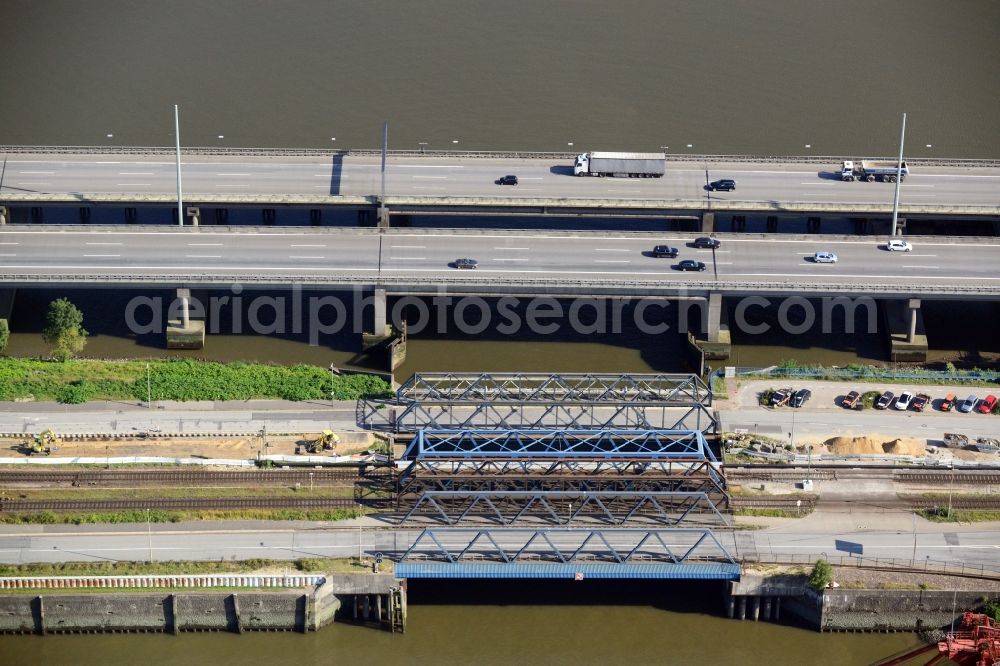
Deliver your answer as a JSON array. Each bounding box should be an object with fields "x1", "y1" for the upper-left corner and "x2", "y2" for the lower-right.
[
  {"x1": 21, "y1": 429, "x2": 59, "y2": 456},
  {"x1": 296, "y1": 430, "x2": 339, "y2": 455}
]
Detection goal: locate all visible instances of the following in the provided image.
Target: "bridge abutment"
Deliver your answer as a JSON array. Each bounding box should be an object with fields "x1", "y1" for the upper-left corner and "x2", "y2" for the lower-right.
[
  {"x1": 166, "y1": 288, "x2": 206, "y2": 349},
  {"x1": 883, "y1": 297, "x2": 928, "y2": 362}
]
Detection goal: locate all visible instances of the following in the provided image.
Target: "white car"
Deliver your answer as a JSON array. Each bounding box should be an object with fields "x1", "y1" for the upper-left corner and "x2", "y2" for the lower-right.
[
  {"x1": 813, "y1": 251, "x2": 838, "y2": 263},
  {"x1": 886, "y1": 240, "x2": 913, "y2": 252},
  {"x1": 894, "y1": 391, "x2": 913, "y2": 410}
]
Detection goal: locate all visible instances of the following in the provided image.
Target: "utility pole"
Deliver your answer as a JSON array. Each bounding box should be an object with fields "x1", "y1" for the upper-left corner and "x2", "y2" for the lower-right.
[
  {"x1": 146, "y1": 508, "x2": 153, "y2": 562},
  {"x1": 890, "y1": 112, "x2": 906, "y2": 236},
  {"x1": 174, "y1": 105, "x2": 184, "y2": 226}
]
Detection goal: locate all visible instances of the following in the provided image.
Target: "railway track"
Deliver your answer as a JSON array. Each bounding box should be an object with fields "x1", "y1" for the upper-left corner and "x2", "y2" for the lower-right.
[
  {"x1": 0, "y1": 496, "x2": 391, "y2": 512},
  {"x1": 0, "y1": 468, "x2": 388, "y2": 487}
]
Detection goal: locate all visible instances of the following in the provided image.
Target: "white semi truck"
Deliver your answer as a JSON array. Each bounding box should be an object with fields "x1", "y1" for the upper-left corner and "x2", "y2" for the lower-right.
[
  {"x1": 573, "y1": 151, "x2": 665, "y2": 178},
  {"x1": 840, "y1": 160, "x2": 909, "y2": 182}
]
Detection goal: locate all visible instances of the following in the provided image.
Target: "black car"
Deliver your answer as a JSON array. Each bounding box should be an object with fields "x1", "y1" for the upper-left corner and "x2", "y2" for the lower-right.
[
  {"x1": 652, "y1": 245, "x2": 678, "y2": 258},
  {"x1": 691, "y1": 237, "x2": 721, "y2": 249},
  {"x1": 791, "y1": 388, "x2": 812, "y2": 408},
  {"x1": 496, "y1": 175, "x2": 518, "y2": 185},
  {"x1": 453, "y1": 258, "x2": 478, "y2": 269},
  {"x1": 676, "y1": 260, "x2": 706, "y2": 272},
  {"x1": 708, "y1": 178, "x2": 736, "y2": 191},
  {"x1": 875, "y1": 390, "x2": 895, "y2": 410}
]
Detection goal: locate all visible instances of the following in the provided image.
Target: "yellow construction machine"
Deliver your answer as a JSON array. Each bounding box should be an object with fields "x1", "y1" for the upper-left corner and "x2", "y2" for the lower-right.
[
  {"x1": 296, "y1": 430, "x2": 339, "y2": 455},
  {"x1": 22, "y1": 429, "x2": 59, "y2": 456}
]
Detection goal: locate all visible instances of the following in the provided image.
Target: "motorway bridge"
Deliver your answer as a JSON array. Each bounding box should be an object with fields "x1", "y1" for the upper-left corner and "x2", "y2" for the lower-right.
[{"x1": 1, "y1": 149, "x2": 999, "y2": 221}]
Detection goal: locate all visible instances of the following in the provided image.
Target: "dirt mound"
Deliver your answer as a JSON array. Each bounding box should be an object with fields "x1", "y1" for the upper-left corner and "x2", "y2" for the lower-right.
[{"x1": 824, "y1": 435, "x2": 926, "y2": 456}]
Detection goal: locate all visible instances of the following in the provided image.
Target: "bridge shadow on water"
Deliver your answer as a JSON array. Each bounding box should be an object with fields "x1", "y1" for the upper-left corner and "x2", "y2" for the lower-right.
[{"x1": 407, "y1": 578, "x2": 726, "y2": 616}]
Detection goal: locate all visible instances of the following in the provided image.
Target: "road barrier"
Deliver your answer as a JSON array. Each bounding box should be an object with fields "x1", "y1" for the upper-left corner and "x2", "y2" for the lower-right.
[{"x1": 0, "y1": 574, "x2": 325, "y2": 590}]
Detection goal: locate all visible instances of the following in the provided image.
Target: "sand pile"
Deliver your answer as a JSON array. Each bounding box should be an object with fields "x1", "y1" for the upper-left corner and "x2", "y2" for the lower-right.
[{"x1": 824, "y1": 436, "x2": 926, "y2": 456}]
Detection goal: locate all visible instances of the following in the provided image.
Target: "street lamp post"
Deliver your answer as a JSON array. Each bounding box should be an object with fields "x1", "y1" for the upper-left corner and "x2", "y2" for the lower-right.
[
  {"x1": 146, "y1": 508, "x2": 153, "y2": 562},
  {"x1": 890, "y1": 112, "x2": 907, "y2": 236}
]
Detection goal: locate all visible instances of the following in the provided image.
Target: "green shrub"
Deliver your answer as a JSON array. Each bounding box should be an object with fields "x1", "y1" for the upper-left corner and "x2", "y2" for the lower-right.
[
  {"x1": 808, "y1": 559, "x2": 833, "y2": 591},
  {"x1": 985, "y1": 600, "x2": 1000, "y2": 622},
  {"x1": 56, "y1": 380, "x2": 93, "y2": 404}
]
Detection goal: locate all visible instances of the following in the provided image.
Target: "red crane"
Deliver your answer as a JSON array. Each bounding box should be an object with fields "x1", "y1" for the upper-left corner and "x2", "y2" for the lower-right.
[{"x1": 873, "y1": 612, "x2": 1000, "y2": 666}]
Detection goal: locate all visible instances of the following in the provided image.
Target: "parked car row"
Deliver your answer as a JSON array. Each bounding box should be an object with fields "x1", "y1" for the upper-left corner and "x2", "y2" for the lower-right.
[{"x1": 844, "y1": 389, "x2": 998, "y2": 414}]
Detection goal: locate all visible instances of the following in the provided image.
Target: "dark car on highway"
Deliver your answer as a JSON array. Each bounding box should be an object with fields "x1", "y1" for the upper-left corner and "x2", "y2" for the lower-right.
[
  {"x1": 707, "y1": 178, "x2": 736, "y2": 191},
  {"x1": 496, "y1": 175, "x2": 518, "y2": 185},
  {"x1": 791, "y1": 388, "x2": 812, "y2": 408},
  {"x1": 453, "y1": 258, "x2": 478, "y2": 269},
  {"x1": 691, "y1": 237, "x2": 721, "y2": 249},
  {"x1": 676, "y1": 260, "x2": 706, "y2": 272},
  {"x1": 652, "y1": 245, "x2": 679, "y2": 258},
  {"x1": 875, "y1": 390, "x2": 894, "y2": 410}
]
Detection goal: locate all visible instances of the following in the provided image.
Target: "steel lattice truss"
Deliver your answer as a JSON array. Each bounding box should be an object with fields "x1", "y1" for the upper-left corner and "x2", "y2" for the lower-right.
[
  {"x1": 402, "y1": 429, "x2": 718, "y2": 460},
  {"x1": 398, "y1": 491, "x2": 731, "y2": 527},
  {"x1": 395, "y1": 403, "x2": 717, "y2": 433},
  {"x1": 398, "y1": 528, "x2": 737, "y2": 566},
  {"x1": 395, "y1": 458, "x2": 728, "y2": 507},
  {"x1": 396, "y1": 373, "x2": 711, "y2": 404}
]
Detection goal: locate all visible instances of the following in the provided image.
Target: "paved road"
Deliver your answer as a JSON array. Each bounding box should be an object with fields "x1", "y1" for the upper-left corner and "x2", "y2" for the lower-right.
[
  {"x1": 1, "y1": 227, "x2": 998, "y2": 293},
  {"x1": 3, "y1": 153, "x2": 999, "y2": 207},
  {"x1": 0, "y1": 515, "x2": 996, "y2": 570}
]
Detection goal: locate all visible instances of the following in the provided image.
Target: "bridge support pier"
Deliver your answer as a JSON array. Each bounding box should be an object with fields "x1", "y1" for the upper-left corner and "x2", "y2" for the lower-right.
[
  {"x1": 31, "y1": 207, "x2": 42, "y2": 224},
  {"x1": 187, "y1": 207, "x2": 201, "y2": 226},
  {"x1": 310, "y1": 209, "x2": 322, "y2": 226},
  {"x1": 215, "y1": 208, "x2": 229, "y2": 225},
  {"x1": 883, "y1": 298, "x2": 927, "y2": 362},
  {"x1": 730, "y1": 215, "x2": 746, "y2": 231},
  {"x1": 79, "y1": 207, "x2": 91, "y2": 224},
  {"x1": 0, "y1": 206, "x2": 7, "y2": 225},
  {"x1": 807, "y1": 216, "x2": 821, "y2": 233},
  {"x1": 701, "y1": 212, "x2": 715, "y2": 233},
  {"x1": 766, "y1": 216, "x2": 778, "y2": 233},
  {"x1": 166, "y1": 288, "x2": 205, "y2": 349},
  {"x1": 262, "y1": 208, "x2": 276, "y2": 225},
  {"x1": 361, "y1": 288, "x2": 407, "y2": 372},
  {"x1": 689, "y1": 292, "x2": 731, "y2": 362}
]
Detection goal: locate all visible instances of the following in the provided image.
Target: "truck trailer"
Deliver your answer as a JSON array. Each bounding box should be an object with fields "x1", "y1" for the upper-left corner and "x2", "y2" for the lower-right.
[
  {"x1": 574, "y1": 152, "x2": 665, "y2": 178},
  {"x1": 840, "y1": 160, "x2": 909, "y2": 183}
]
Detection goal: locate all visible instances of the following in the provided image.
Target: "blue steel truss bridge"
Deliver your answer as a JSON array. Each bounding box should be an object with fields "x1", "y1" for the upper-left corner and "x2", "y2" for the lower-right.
[
  {"x1": 392, "y1": 430, "x2": 731, "y2": 522},
  {"x1": 394, "y1": 528, "x2": 740, "y2": 580}
]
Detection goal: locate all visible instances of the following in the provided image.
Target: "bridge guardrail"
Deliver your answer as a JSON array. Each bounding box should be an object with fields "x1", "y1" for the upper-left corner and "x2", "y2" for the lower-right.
[
  {"x1": 1, "y1": 145, "x2": 998, "y2": 168},
  {"x1": 1, "y1": 272, "x2": 999, "y2": 298},
  {"x1": 742, "y1": 553, "x2": 1000, "y2": 581}
]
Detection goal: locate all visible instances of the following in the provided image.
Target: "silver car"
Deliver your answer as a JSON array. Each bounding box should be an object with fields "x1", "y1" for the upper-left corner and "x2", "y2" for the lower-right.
[{"x1": 813, "y1": 251, "x2": 838, "y2": 264}]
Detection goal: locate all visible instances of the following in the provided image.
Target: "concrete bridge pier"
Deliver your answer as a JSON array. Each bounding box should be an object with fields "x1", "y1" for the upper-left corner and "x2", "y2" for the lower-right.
[
  {"x1": 262, "y1": 208, "x2": 276, "y2": 225},
  {"x1": 883, "y1": 297, "x2": 928, "y2": 362},
  {"x1": 79, "y1": 207, "x2": 91, "y2": 223},
  {"x1": 807, "y1": 216, "x2": 821, "y2": 232},
  {"x1": 0, "y1": 206, "x2": 7, "y2": 225},
  {"x1": 310, "y1": 209, "x2": 322, "y2": 226},
  {"x1": 215, "y1": 208, "x2": 229, "y2": 225},
  {"x1": 187, "y1": 207, "x2": 201, "y2": 226},
  {"x1": 361, "y1": 288, "x2": 407, "y2": 371},
  {"x1": 766, "y1": 216, "x2": 778, "y2": 233},
  {"x1": 166, "y1": 288, "x2": 206, "y2": 349},
  {"x1": 0, "y1": 288, "x2": 16, "y2": 350},
  {"x1": 689, "y1": 292, "x2": 731, "y2": 361},
  {"x1": 730, "y1": 215, "x2": 746, "y2": 231},
  {"x1": 701, "y1": 212, "x2": 715, "y2": 233}
]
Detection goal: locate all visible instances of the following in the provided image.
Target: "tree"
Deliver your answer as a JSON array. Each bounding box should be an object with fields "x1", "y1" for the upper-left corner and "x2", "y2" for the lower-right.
[
  {"x1": 0, "y1": 318, "x2": 8, "y2": 354},
  {"x1": 42, "y1": 298, "x2": 88, "y2": 361},
  {"x1": 808, "y1": 559, "x2": 833, "y2": 591}
]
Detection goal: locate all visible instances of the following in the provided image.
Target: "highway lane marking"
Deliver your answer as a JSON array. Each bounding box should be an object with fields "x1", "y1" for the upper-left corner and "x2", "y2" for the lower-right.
[
  {"x1": 494, "y1": 247, "x2": 529, "y2": 250},
  {"x1": 82, "y1": 254, "x2": 120, "y2": 258},
  {"x1": 0, "y1": 254, "x2": 16, "y2": 257},
  {"x1": 903, "y1": 265, "x2": 939, "y2": 269},
  {"x1": 412, "y1": 186, "x2": 446, "y2": 190},
  {"x1": 185, "y1": 255, "x2": 222, "y2": 259},
  {"x1": 607, "y1": 189, "x2": 641, "y2": 193},
  {"x1": 412, "y1": 175, "x2": 448, "y2": 179},
  {"x1": 593, "y1": 259, "x2": 630, "y2": 263},
  {"x1": 289, "y1": 255, "x2": 325, "y2": 260},
  {"x1": 188, "y1": 243, "x2": 223, "y2": 246},
  {"x1": 395, "y1": 165, "x2": 463, "y2": 169},
  {"x1": 290, "y1": 244, "x2": 326, "y2": 248},
  {"x1": 216, "y1": 184, "x2": 249, "y2": 187},
  {"x1": 216, "y1": 173, "x2": 252, "y2": 176},
  {"x1": 17, "y1": 171, "x2": 55, "y2": 174},
  {"x1": 390, "y1": 257, "x2": 426, "y2": 260},
  {"x1": 390, "y1": 245, "x2": 426, "y2": 249},
  {"x1": 799, "y1": 182, "x2": 834, "y2": 185},
  {"x1": 518, "y1": 177, "x2": 544, "y2": 180},
  {"x1": 14, "y1": 182, "x2": 50, "y2": 185},
  {"x1": 901, "y1": 184, "x2": 934, "y2": 187},
  {"x1": 0, "y1": 242, "x2": 19, "y2": 245},
  {"x1": 118, "y1": 172, "x2": 155, "y2": 175},
  {"x1": 714, "y1": 262, "x2": 733, "y2": 265},
  {"x1": 909, "y1": 254, "x2": 937, "y2": 257},
  {"x1": 115, "y1": 183, "x2": 151, "y2": 186},
  {"x1": 594, "y1": 248, "x2": 631, "y2": 252},
  {"x1": 493, "y1": 257, "x2": 528, "y2": 261},
  {"x1": 85, "y1": 242, "x2": 123, "y2": 246}
]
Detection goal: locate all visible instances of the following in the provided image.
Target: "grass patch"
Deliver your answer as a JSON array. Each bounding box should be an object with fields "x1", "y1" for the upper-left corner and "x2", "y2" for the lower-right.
[
  {"x1": 711, "y1": 376, "x2": 728, "y2": 400},
  {"x1": 0, "y1": 507, "x2": 367, "y2": 525},
  {"x1": 0, "y1": 556, "x2": 383, "y2": 578},
  {"x1": 921, "y1": 509, "x2": 1000, "y2": 523},
  {"x1": 734, "y1": 508, "x2": 814, "y2": 518},
  {"x1": 0, "y1": 357, "x2": 391, "y2": 403},
  {"x1": 0, "y1": 487, "x2": 356, "y2": 501}
]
